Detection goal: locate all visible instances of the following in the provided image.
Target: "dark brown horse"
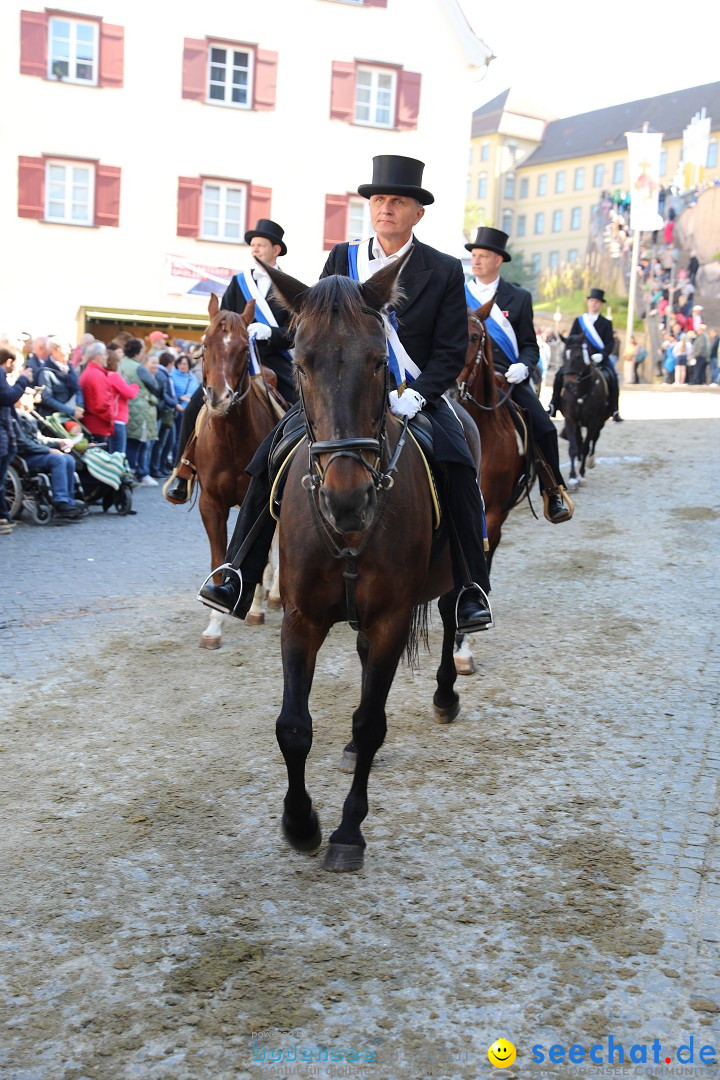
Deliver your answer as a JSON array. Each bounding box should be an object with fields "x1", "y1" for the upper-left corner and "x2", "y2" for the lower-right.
[
  {"x1": 194, "y1": 294, "x2": 283, "y2": 647},
  {"x1": 557, "y1": 333, "x2": 608, "y2": 486},
  {"x1": 260, "y1": 258, "x2": 481, "y2": 872}
]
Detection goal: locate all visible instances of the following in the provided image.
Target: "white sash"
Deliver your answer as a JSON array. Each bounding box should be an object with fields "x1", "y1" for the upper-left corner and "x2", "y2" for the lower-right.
[
  {"x1": 466, "y1": 278, "x2": 519, "y2": 361},
  {"x1": 348, "y1": 239, "x2": 420, "y2": 383},
  {"x1": 579, "y1": 313, "x2": 605, "y2": 352},
  {"x1": 238, "y1": 270, "x2": 279, "y2": 329}
]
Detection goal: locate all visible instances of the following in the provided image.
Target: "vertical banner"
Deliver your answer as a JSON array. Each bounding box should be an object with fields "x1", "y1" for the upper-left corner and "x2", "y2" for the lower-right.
[
  {"x1": 681, "y1": 110, "x2": 711, "y2": 191},
  {"x1": 626, "y1": 130, "x2": 664, "y2": 232}
]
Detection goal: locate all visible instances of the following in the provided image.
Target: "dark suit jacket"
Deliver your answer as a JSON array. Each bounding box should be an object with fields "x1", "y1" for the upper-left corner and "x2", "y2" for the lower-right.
[
  {"x1": 321, "y1": 237, "x2": 468, "y2": 405},
  {"x1": 482, "y1": 277, "x2": 540, "y2": 378},
  {"x1": 221, "y1": 272, "x2": 296, "y2": 402},
  {"x1": 569, "y1": 312, "x2": 614, "y2": 363}
]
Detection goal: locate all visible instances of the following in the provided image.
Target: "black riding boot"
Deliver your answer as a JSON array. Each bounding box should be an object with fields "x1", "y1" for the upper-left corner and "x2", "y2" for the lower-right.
[
  {"x1": 198, "y1": 472, "x2": 275, "y2": 619},
  {"x1": 535, "y1": 431, "x2": 573, "y2": 522},
  {"x1": 164, "y1": 388, "x2": 205, "y2": 504},
  {"x1": 548, "y1": 371, "x2": 564, "y2": 416},
  {"x1": 443, "y1": 465, "x2": 493, "y2": 633},
  {"x1": 608, "y1": 376, "x2": 623, "y2": 421}
]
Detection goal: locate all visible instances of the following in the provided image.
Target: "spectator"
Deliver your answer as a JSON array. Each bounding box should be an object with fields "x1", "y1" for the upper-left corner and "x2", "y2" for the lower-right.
[
  {"x1": 0, "y1": 348, "x2": 33, "y2": 530},
  {"x1": 150, "y1": 351, "x2": 178, "y2": 477},
  {"x1": 689, "y1": 324, "x2": 710, "y2": 385},
  {"x1": 37, "y1": 338, "x2": 84, "y2": 420},
  {"x1": 25, "y1": 336, "x2": 50, "y2": 386},
  {"x1": 121, "y1": 339, "x2": 161, "y2": 485},
  {"x1": 170, "y1": 353, "x2": 200, "y2": 460},
  {"x1": 147, "y1": 330, "x2": 168, "y2": 357},
  {"x1": 106, "y1": 344, "x2": 138, "y2": 456},
  {"x1": 79, "y1": 342, "x2": 115, "y2": 438},
  {"x1": 709, "y1": 330, "x2": 719, "y2": 385},
  {"x1": 673, "y1": 333, "x2": 690, "y2": 385},
  {"x1": 12, "y1": 390, "x2": 87, "y2": 518},
  {"x1": 71, "y1": 333, "x2": 95, "y2": 369}
]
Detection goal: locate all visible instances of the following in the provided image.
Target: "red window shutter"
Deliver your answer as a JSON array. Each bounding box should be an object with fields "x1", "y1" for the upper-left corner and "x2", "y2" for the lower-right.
[
  {"x1": 177, "y1": 177, "x2": 202, "y2": 237},
  {"x1": 182, "y1": 38, "x2": 207, "y2": 101},
  {"x1": 254, "y1": 49, "x2": 278, "y2": 111},
  {"x1": 95, "y1": 165, "x2": 121, "y2": 227},
  {"x1": 323, "y1": 194, "x2": 348, "y2": 250},
  {"x1": 396, "y1": 70, "x2": 421, "y2": 131},
  {"x1": 99, "y1": 23, "x2": 124, "y2": 88},
  {"x1": 247, "y1": 185, "x2": 272, "y2": 229},
  {"x1": 330, "y1": 61, "x2": 355, "y2": 122},
  {"x1": 18, "y1": 156, "x2": 45, "y2": 219},
  {"x1": 364, "y1": 0, "x2": 388, "y2": 6},
  {"x1": 20, "y1": 10, "x2": 48, "y2": 78}
]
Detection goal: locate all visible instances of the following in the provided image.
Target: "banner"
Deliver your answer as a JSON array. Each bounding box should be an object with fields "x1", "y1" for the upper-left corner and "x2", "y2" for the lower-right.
[
  {"x1": 681, "y1": 110, "x2": 711, "y2": 192},
  {"x1": 165, "y1": 255, "x2": 234, "y2": 297},
  {"x1": 626, "y1": 130, "x2": 664, "y2": 232}
]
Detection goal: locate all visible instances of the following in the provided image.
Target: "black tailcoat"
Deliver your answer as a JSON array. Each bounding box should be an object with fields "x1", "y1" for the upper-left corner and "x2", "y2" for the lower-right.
[
  {"x1": 221, "y1": 273, "x2": 297, "y2": 403},
  {"x1": 569, "y1": 312, "x2": 614, "y2": 363}
]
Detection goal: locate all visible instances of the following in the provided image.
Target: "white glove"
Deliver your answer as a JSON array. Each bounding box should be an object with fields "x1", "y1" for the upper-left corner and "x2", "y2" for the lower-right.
[
  {"x1": 388, "y1": 387, "x2": 425, "y2": 419},
  {"x1": 248, "y1": 322, "x2": 272, "y2": 341},
  {"x1": 591, "y1": 352, "x2": 603, "y2": 364},
  {"x1": 505, "y1": 362, "x2": 529, "y2": 384}
]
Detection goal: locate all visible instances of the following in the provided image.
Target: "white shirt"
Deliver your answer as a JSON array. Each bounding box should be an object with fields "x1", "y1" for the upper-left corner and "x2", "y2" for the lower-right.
[
  {"x1": 252, "y1": 267, "x2": 272, "y2": 299},
  {"x1": 471, "y1": 276, "x2": 500, "y2": 301},
  {"x1": 368, "y1": 233, "x2": 414, "y2": 276},
  {"x1": 584, "y1": 311, "x2": 599, "y2": 324}
]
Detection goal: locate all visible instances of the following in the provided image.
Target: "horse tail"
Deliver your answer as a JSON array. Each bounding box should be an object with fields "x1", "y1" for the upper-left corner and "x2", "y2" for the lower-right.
[{"x1": 404, "y1": 601, "x2": 430, "y2": 669}]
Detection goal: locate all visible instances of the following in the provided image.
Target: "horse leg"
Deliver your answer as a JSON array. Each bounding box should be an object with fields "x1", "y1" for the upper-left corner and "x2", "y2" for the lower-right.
[
  {"x1": 266, "y1": 528, "x2": 282, "y2": 611},
  {"x1": 244, "y1": 583, "x2": 266, "y2": 625},
  {"x1": 435, "y1": 592, "x2": 461, "y2": 721},
  {"x1": 325, "y1": 626, "x2": 408, "y2": 872},
  {"x1": 454, "y1": 631, "x2": 476, "y2": 676},
  {"x1": 566, "y1": 421, "x2": 580, "y2": 488},
  {"x1": 199, "y1": 500, "x2": 228, "y2": 648},
  {"x1": 338, "y1": 632, "x2": 368, "y2": 774},
  {"x1": 200, "y1": 609, "x2": 224, "y2": 648},
  {"x1": 276, "y1": 610, "x2": 325, "y2": 853}
]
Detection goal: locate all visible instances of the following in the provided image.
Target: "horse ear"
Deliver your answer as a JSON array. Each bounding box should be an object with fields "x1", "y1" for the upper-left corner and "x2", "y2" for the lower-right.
[
  {"x1": 259, "y1": 260, "x2": 308, "y2": 314},
  {"x1": 359, "y1": 247, "x2": 411, "y2": 311},
  {"x1": 241, "y1": 299, "x2": 256, "y2": 327},
  {"x1": 477, "y1": 297, "x2": 494, "y2": 321},
  {"x1": 208, "y1": 293, "x2": 219, "y2": 319}
]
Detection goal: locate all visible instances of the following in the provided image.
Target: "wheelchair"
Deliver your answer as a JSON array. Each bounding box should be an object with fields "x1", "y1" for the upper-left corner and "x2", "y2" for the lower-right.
[{"x1": 5, "y1": 456, "x2": 55, "y2": 525}]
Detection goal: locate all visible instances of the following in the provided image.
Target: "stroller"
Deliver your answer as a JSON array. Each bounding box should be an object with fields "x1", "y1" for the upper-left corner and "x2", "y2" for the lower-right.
[{"x1": 33, "y1": 411, "x2": 135, "y2": 516}]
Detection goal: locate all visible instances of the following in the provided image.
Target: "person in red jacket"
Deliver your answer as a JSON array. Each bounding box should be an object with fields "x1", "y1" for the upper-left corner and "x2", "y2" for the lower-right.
[
  {"x1": 106, "y1": 343, "x2": 139, "y2": 456},
  {"x1": 78, "y1": 342, "x2": 115, "y2": 440}
]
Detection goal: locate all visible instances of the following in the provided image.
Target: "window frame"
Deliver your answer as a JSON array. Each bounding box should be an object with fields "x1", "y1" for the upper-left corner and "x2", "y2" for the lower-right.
[
  {"x1": 477, "y1": 172, "x2": 487, "y2": 200},
  {"x1": 593, "y1": 163, "x2": 604, "y2": 187},
  {"x1": 207, "y1": 41, "x2": 254, "y2": 109},
  {"x1": 44, "y1": 157, "x2": 95, "y2": 226},
  {"x1": 47, "y1": 15, "x2": 99, "y2": 85},
  {"x1": 534, "y1": 211, "x2": 545, "y2": 235},
  {"x1": 502, "y1": 209, "x2": 513, "y2": 237},
  {"x1": 354, "y1": 64, "x2": 397, "y2": 128},
  {"x1": 481, "y1": 142, "x2": 489, "y2": 162},
  {"x1": 568, "y1": 248, "x2": 579, "y2": 264},
  {"x1": 552, "y1": 209, "x2": 562, "y2": 233},
  {"x1": 555, "y1": 170, "x2": 566, "y2": 194},
  {"x1": 574, "y1": 166, "x2": 585, "y2": 191},
  {"x1": 570, "y1": 207, "x2": 582, "y2": 231},
  {"x1": 537, "y1": 173, "x2": 547, "y2": 197},
  {"x1": 519, "y1": 177, "x2": 528, "y2": 199},
  {"x1": 707, "y1": 140, "x2": 718, "y2": 169},
  {"x1": 612, "y1": 160, "x2": 624, "y2": 184},
  {"x1": 549, "y1": 251, "x2": 560, "y2": 271},
  {"x1": 516, "y1": 214, "x2": 526, "y2": 237},
  {"x1": 347, "y1": 197, "x2": 372, "y2": 241},
  {"x1": 200, "y1": 179, "x2": 248, "y2": 243}
]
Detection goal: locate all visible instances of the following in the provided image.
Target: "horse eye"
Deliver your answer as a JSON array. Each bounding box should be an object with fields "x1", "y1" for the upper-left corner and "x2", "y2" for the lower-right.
[{"x1": 374, "y1": 356, "x2": 386, "y2": 373}]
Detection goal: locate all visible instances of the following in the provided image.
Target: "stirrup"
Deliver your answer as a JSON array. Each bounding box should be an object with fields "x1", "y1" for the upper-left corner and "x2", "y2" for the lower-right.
[
  {"x1": 542, "y1": 485, "x2": 574, "y2": 522},
  {"x1": 455, "y1": 582, "x2": 494, "y2": 631},
  {"x1": 196, "y1": 563, "x2": 244, "y2": 613}
]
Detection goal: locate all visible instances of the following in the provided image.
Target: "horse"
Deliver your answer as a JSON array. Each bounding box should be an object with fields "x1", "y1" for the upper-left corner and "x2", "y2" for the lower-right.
[
  {"x1": 194, "y1": 294, "x2": 283, "y2": 648},
  {"x1": 258, "y1": 256, "x2": 482, "y2": 872},
  {"x1": 556, "y1": 333, "x2": 608, "y2": 486}
]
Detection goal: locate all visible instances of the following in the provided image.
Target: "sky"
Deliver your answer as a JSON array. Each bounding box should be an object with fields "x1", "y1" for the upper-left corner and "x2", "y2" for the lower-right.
[{"x1": 460, "y1": 0, "x2": 719, "y2": 119}]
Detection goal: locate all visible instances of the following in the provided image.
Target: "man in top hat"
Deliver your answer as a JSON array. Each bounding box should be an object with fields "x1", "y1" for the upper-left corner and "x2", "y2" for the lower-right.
[
  {"x1": 198, "y1": 154, "x2": 494, "y2": 635},
  {"x1": 164, "y1": 217, "x2": 295, "y2": 505},
  {"x1": 549, "y1": 287, "x2": 622, "y2": 422},
  {"x1": 465, "y1": 226, "x2": 573, "y2": 522}
]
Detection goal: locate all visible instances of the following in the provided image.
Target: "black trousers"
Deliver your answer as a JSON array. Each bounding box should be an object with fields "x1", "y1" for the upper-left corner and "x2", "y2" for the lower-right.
[
  {"x1": 173, "y1": 386, "x2": 204, "y2": 466},
  {"x1": 509, "y1": 381, "x2": 565, "y2": 490}
]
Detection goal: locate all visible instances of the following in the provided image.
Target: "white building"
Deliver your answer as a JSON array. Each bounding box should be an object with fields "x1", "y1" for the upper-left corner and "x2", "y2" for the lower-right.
[{"x1": 1, "y1": 0, "x2": 491, "y2": 344}]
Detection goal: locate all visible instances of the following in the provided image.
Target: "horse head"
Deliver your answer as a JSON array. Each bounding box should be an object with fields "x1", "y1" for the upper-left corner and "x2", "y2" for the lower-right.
[
  {"x1": 562, "y1": 332, "x2": 594, "y2": 381},
  {"x1": 456, "y1": 298, "x2": 498, "y2": 411},
  {"x1": 263, "y1": 255, "x2": 407, "y2": 535},
  {"x1": 202, "y1": 293, "x2": 255, "y2": 414}
]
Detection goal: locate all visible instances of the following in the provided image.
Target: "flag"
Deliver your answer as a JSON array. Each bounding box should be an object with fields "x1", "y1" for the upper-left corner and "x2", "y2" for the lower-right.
[{"x1": 626, "y1": 130, "x2": 664, "y2": 232}]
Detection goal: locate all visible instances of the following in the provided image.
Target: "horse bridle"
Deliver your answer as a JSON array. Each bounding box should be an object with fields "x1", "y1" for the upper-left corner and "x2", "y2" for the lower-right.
[
  {"x1": 458, "y1": 313, "x2": 514, "y2": 412},
  {"x1": 199, "y1": 337, "x2": 252, "y2": 410}
]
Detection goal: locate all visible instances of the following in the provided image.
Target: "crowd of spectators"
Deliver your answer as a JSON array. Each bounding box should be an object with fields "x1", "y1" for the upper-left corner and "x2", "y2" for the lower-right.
[{"x1": 0, "y1": 328, "x2": 203, "y2": 532}]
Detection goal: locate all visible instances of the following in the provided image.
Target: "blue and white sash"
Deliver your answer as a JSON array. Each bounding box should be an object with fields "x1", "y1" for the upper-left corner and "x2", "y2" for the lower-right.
[
  {"x1": 579, "y1": 313, "x2": 605, "y2": 354},
  {"x1": 465, "y1": 279, "x2": 519, "y2": 363},
  {"x1": 236, "y1": 270, "x2": 294, "y2": 375},
  {"x1": 347, "y1": 240, "x2": 420, "y2": 389}
]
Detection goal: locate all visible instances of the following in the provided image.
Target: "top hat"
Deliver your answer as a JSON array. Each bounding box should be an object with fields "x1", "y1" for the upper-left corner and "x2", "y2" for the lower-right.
[
  {"x1": 465, "y1": 226, "x2": 511, "y2": 261},
  {"x1": 357, "y1": 155, "x2": 434, "y2": 205},
  {"x1": 244, "y1": 218, "x2": 287, "y2": 256},
  {"x1": 587, "y1": 288, "x2": 606, "y2": 303}
]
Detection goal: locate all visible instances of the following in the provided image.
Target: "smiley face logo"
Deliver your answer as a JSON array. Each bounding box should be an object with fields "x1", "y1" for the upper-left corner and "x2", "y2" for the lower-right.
[{"x1": 488, "y1": 1039, "x2": 517, "y2": 1068}]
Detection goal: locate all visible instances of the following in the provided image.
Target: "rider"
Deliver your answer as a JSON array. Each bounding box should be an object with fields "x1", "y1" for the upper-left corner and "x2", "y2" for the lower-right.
[
  {"x1": 465, "y1": 226, "x2": 573, "y2": 523},
  {"x1": 549, "y1": 287, "x2": 623, "y2": 422},
  {"x1": 198, "y1": 154, "x2": 494, "y2": 634},
  {"x1": 164, "y1": 218, "x2": 296, "y2": 505}
]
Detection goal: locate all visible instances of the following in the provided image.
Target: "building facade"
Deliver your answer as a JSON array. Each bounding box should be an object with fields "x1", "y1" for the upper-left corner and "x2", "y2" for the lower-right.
[{"x1": 2, "y1": 0, "x2": 491, "y2": 343}]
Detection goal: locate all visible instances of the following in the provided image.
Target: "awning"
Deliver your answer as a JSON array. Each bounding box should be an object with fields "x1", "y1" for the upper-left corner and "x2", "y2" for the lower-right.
[{"x1": 77, "y1": 305, "x2": 209, "y2": 328}]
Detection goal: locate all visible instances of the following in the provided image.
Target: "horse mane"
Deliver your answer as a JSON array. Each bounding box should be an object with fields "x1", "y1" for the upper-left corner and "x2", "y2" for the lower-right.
[{"x1": 290, "y1": 275, "x2": 381, "y2": 336}]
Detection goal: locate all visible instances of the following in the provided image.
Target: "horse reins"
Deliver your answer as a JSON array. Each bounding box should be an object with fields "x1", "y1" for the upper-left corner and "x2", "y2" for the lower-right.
[
  {"x1": 458, "y1": 314, "x2": 514, "y2": 412},
  {"x1": 199, "y1": 339, "x2": 252, "y2": 410}
]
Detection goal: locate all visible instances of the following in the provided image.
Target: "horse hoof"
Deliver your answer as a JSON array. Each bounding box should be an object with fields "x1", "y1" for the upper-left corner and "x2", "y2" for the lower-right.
[
  {"x1": 579, "y1": 475, "x2": 587, "y2": 486},
  {"x1": 433, "y1": 698, "x2": 460, "y2": 724},
  {"x1": 454, "y1": 655, "x2": 476, "y2": 676},
  {"x1": 323, "y1": 843, "x2": 364, "y2": 872},
  {"x1": 587, "y1": 456, "x2": 596, "y2": 469},
  {"x1": 266, "y1": 596, "x2": 282, "y2": 611},
  {"x1": 200, "y1": 635, "x2": 222, "y2": 650},
  {"x1": 282, "y1": 810, "x2": 322, "y2": 853},
  {"x1": 244, "y1": 611, "x2": 265, "y2": 626},
  {"x1": 567, "y1": 477, "x2": 580, "y2": 489}
]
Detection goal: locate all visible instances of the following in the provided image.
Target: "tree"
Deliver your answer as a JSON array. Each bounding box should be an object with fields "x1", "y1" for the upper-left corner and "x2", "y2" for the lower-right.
[{"x1": 505, "y1": 246, "x2": 537, "y2": 292}]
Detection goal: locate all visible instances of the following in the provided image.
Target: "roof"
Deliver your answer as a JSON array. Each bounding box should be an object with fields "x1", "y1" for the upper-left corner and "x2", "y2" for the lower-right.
[
  {"x1": 519, "y1": 80, "x2": 720, "y2": 167},
  {"x1": 471, "y1": 88, "x2": 556, "y2": 138}
]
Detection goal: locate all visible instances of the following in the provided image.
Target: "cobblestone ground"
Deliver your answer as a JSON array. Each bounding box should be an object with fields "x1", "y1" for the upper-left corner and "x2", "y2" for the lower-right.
[{"x1": 1, "y1": 388, "x2": 719, "y2": 1080}]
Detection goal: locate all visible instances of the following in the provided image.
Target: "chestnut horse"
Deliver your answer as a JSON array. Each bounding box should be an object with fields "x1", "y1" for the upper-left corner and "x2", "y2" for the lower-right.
[
  {"x1": 194, "y1": 294, "x2": 283, "y2": 648},
  {"x1": 260, "y1": 258, "x2": 481, "y2": 872}
]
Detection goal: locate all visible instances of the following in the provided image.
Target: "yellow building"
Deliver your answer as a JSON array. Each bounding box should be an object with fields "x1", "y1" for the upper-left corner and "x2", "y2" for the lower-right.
[{"x1": 468, "y1": 81, "x2": 720, "y2": 278}]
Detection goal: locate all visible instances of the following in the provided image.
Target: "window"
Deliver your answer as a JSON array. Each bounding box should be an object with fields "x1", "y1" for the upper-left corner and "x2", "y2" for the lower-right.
[
  {"x1": 516, "y1": 214, "x2": 526, "y2": 237},
  {"x1": 18, "y1": 155, "x2": 121, "y2": 227},
  {"x1": 481, "y1": 142, "x2": 489, "y2": 162},
  {"x1": 519, "y1": 177, "x2": 528, "y2": 198},
  {"x1": 570, "y1": 207, "x2": 582, "y2": 230},
  {"x1": 355, "y1": 66, "x2": 396, "y2": 127},
  {"x1": 531, "y1": 252, "x2": 542, "y2": 275},
  {"x1": 502, "y1": 209, "x2": 513, "y2": 236},
  {"x1": 593, "y1": 163, "x2": 604, "y2": 186},
  {"x1": 45, "y1": 159, "x2": 94, "y2": 224},
  {"x1": 537, "y1": 174, "x2": 547, "y2": 196},
  {"x1": 207, "y1": 45, "x2": 253, "y2": 107},
  {"x1": 477, "y1": 173, "x2": 487, "y2": 199},
  {"x1": 201, "y1": 181, "x2": 247, "y2": 242},
  {"x1": 568, "y1": 248, "x2": 579, "y2": 264},
  {"x1": 20, "y1": 13, "x2": 124, "y2": 87},
  {"x1": 659, "y1": 150, "x2": 667, "y2": 177},
  {"x1": 549, "y1": 251, "x2": 560, "y2": 270},
  {"x1": 347, "y1": 197, "x2": 372, "y2": 240},
  {"x1": 552, "y1": 209, "x2": 562, "y2": 232},
  {"x1": 708, "y1": 140, "x2": 718, "y2": 168},
  {"x1": 504, "y1": 173, "x2": 516, "y2": 199},
  {"x1": 534, "y1": 212, "x2": 545, "y2": 234},
  {"x1": 612, "y1": 160, "x2": 624, "y2": 184},
  {"x1": 555, "y1": 170, "x2": 566, "y2": 194},
  {"x1": 574, "y1": 166, "x2": 585, "y2": 190},
  {"x1": 48, "y1": 16, "x2": 98, "y2": 83},
  {"x1": 468, "y1": 146, "x2": 474, "y2": 165}
]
